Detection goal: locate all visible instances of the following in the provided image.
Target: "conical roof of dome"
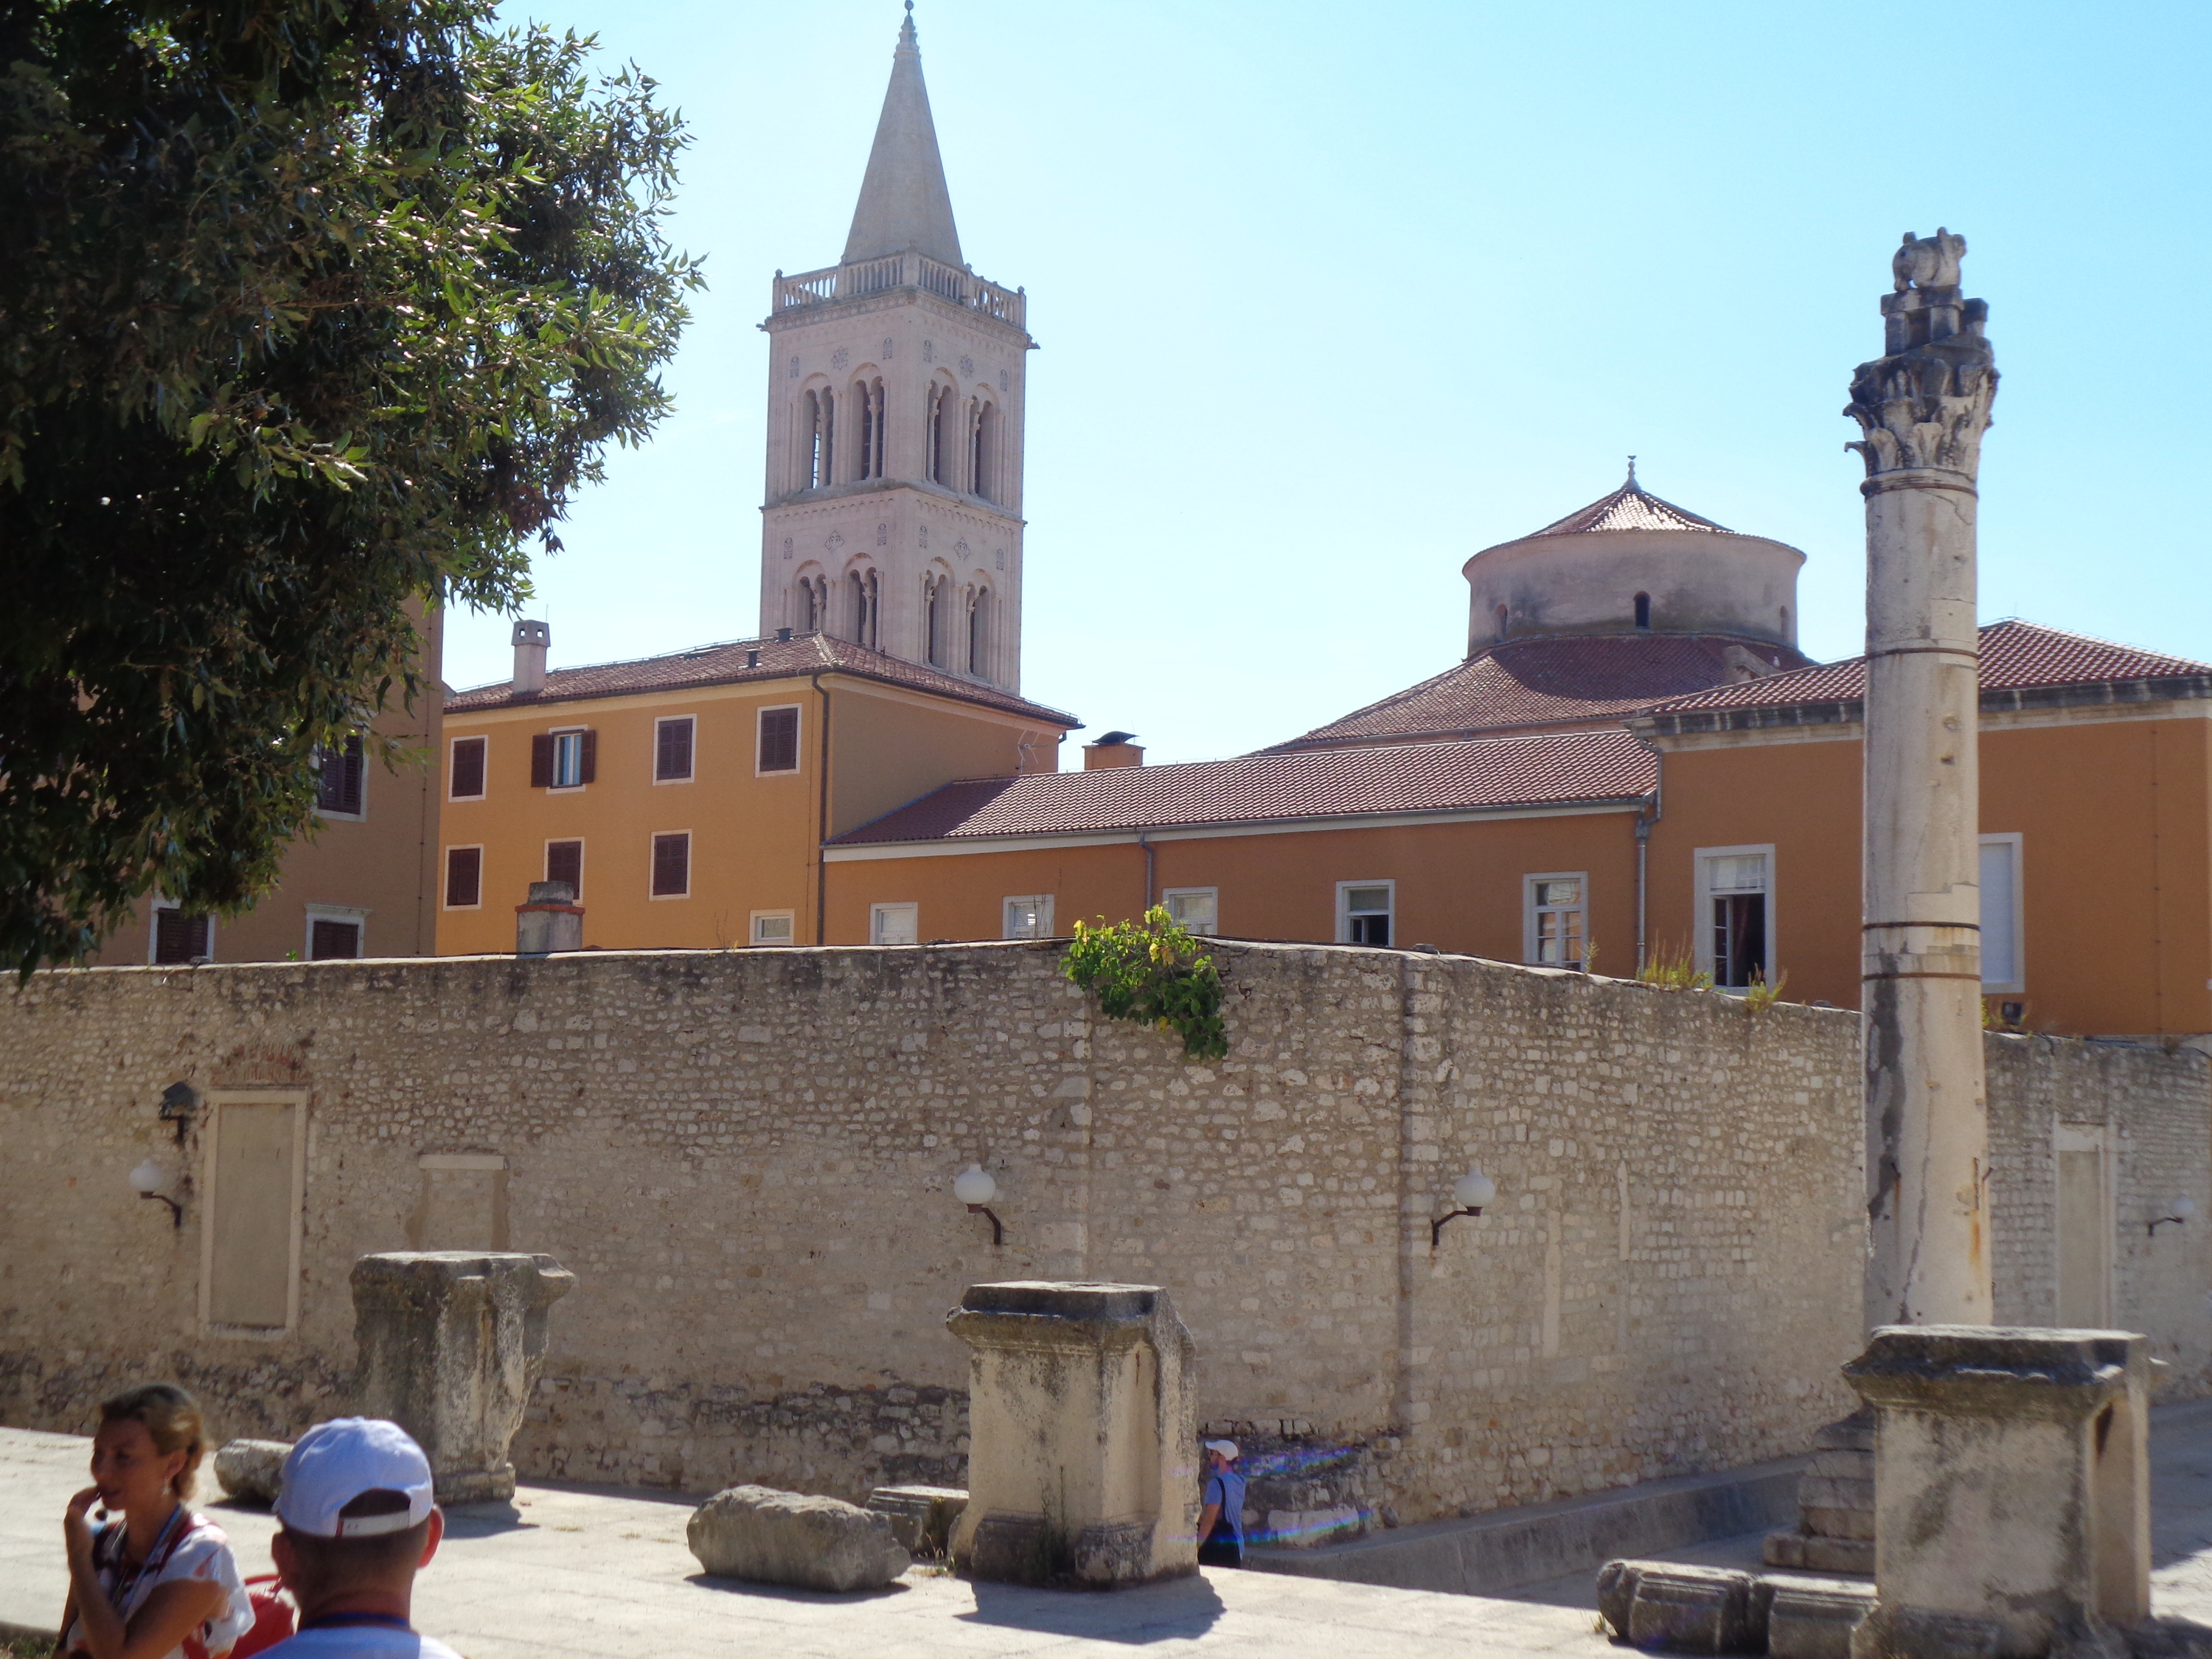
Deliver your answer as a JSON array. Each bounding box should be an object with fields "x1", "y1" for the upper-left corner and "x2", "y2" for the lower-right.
[
  {"x1": 1525, "y1": 462, "x2": 1733, "y2": 539},
  {"x1": 843, "y1": 6, "x2": 964, "y2": 267}
]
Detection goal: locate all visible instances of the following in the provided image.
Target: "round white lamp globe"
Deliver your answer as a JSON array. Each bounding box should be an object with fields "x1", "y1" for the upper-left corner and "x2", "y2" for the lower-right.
[
  {"x1": 954, "y1": 1165, "x2": 998, "y2": 1206},
  {"x1": 2175, "y1": 1197, "x2": 2199, "y2": 1222},
  {"x1": 129, "y1": 1158, "x2": 165, "y2": 1197},
  {"x1": 1453, "y1": 1169, "x2": 1496, "y2": 1211}
]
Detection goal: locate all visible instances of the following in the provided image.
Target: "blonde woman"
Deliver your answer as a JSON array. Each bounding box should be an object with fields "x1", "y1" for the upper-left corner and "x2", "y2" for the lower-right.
[{"x1": 58, "y1": 1383, "x2": 255, "y2": 1659}]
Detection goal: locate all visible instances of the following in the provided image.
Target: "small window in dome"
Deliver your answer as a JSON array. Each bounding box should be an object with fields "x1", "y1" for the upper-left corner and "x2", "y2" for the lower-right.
[
  {"x1": 1494, "y1": 604, "x2": 1509, "y2": 640},
  {"x1": 1634, "y1": 592, "x2": 1652, "y2": 630}
]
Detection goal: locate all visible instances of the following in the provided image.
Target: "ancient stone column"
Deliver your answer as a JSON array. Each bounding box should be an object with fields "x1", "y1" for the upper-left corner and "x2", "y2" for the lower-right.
[
  {"x1": 515, "y1": 881, "x2": 582, "y2": 956},
  {"x1": 1844, "y1": 1326, "x2": 2150, "y2": 1659},
  {"x1": 351, "y1": 1251, "x2": 575, "y2": 1503},
  {"x1": 944, "y1": 1281, "x2": 1200, "y2": 1587},
  {"x1": 1846, "y1": 229, "x2": 2000, "y2": 1326}
]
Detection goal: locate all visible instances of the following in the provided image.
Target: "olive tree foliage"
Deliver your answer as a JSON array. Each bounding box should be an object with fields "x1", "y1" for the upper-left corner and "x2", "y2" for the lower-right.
[{"x1": 0, "y1": 0, "x2": 698, "y2": 972}]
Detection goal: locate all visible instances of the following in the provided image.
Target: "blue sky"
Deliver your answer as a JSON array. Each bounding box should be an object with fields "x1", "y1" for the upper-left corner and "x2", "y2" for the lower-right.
[{"x1": 453, "y1": 1, "x2": 2211, "y2": 763}]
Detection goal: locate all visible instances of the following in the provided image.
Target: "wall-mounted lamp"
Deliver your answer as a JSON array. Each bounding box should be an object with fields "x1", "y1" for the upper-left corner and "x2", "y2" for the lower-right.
[
  {"x1": 130, "y1": 1158, "x2": 182, "y2": 1228},
  {"x1": 955, "y1": 1164, "x2": 1005, "y2": 1246},
  {"x1": 2149, "y1": 1197, "x2": 2197, "y2": 1237},
  {"x1": 1431, "y1": 1168, "x2": 1497, "y2": 1248},
  {"x1": 159, "y1": 1081, "x2": 198, "y2": 1144}
]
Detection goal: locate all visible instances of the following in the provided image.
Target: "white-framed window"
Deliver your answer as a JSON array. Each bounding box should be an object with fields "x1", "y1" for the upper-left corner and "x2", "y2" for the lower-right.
[
  {"x1": 448, "y1": 734, "x2": 487, "y2": 801},
  {"x1": 1980, "y1": 832, "x2": 2025, "y2": 995},
  {"x1": 1003, "y1": 895, "x2": 1055, "y2": 939},
  {"x1": 872, "y1": 902, "x2": 919, "y2": 946},
  {"x1": 1337, "y1": 880, "x2": 1394, "y2": 947},
  {"x1": 304, "y1": 905, "x2": 369, "y2": 961},
  {"x1": 650, "y1": 831, "x2": 691, "y2": 899},
  {"x1": 751, "y1": 910, "x2": 795, "y2": 945},
  {"x1": 442, "y1": 845, "x2": 484, "y2": 910},
  {"x1": 757, "y1": 704, "x2": 801, "y2": 774},
  {"x1": 1694, "y1": 844, "x2": 1775, "y2": 990},
  {"x1": 199, "y1": 1090, "x2": 307, "y2": 1338},
  {"x1": 313, "y1": 734, "x2": 366, "y2": 819},
  {"x1": 550, "y1": 729, "x2": 587, "y2": 790},
  {"x1": 545, "y1": 838, "x2": 584, "y2": 900},
  {"x1": 1524, "y1": 872, "x2": 1587, "y2": 969},
  {"x1": 655, "y1": 715, "x2": 696, "y2": 783},
  {"x1": 1164, "y1": 888, "x2": 1219, "y2": 936},
  {"x1": 149, "y1": 902, "x2": 214, "y2": 965}
]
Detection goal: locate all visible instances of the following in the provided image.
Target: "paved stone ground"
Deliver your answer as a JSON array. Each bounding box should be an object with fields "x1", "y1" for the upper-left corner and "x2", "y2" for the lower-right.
[{"x1": 6, "y1": 1405, "x2": 2212, "y2": 1658}]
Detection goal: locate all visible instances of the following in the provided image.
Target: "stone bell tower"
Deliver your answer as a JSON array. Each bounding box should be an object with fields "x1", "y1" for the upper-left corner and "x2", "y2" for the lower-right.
[{"x1": 758, "y1": 4, "x2": 1032, "y2": 692}]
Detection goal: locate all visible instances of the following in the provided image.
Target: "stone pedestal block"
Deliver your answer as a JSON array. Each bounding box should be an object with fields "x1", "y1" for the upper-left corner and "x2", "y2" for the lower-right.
[
  {"x1": 515, "y1": 882, "x2": 582, "y2": 956},
  {"x1": 866, "y1": 1485, "x2": 968, "y2": 1557},
  {"x1": 945, "y1": 1281, "x2": 1199, "y2": 1587},
  {"x1": 350, "y1": 1251, "x2": 575, "y2": 1503},
  {"x1": 1843, "y1": 1326, "x2": 2150, "y2": 1659}
]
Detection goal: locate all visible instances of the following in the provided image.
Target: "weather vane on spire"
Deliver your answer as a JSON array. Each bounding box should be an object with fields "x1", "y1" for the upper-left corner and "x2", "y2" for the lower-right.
[{"x1": 1627, "y1": 455, "x2": 1638, "y2": 487}]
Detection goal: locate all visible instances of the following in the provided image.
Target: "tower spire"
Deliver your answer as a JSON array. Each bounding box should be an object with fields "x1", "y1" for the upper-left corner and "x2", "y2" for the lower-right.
[{"x1": 843, "y1": 4, "x2": 963, "y2": 267}]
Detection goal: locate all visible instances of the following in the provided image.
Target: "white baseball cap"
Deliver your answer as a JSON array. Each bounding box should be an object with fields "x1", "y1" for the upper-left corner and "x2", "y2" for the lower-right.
[
  {"x1": 1204, "y1": 1439, "x2": 1239, "y2": 1460},
  {"x1": 276, "y1": 1418, "x2": 436, "y2": 1538}
]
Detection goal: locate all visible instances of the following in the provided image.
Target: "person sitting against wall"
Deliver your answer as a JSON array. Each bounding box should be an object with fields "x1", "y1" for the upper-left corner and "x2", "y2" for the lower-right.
[
  {"x1": 1196, "y1": 1439, "x2": 1248, "y2": 1569},
  {"x1": 256, "y1": 1417, "x2": 462, "y2": 1658},
  {"x1": 57, "y1": 1382, "x2": 257, "y2": 1659}
]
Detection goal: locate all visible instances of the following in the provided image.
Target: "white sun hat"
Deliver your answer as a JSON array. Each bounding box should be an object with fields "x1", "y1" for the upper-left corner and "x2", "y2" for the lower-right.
[
  {"x1": 276, "y1": 1418, "x2": 436, "y2": 1538},
  {"x1": 1203, "y1": 1439, "x2": 1240, "y2": 1460}
]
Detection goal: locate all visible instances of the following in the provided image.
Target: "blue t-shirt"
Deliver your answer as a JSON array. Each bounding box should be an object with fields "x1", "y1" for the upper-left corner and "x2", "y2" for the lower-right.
[{"x1": 1204, "y1": 1467, "x2": 1247, "y2": 1545}]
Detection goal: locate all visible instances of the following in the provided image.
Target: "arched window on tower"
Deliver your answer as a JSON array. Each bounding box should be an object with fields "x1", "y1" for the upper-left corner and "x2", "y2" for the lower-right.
[
  {"x1": 1634, "y1": 592, "x2": 1652, "y2": 630},
  {"x1": 968, "y1": 586, "x2": 991, "y2": 677},
  {"x1": 923, "y1": 575, "x2": 945, "y2": 667},
  {"x1": 802, "y1": 389, "x2": 835, "y2": 490},
  {"x1": 853, "y1": 377, "x2": 885, "y2": 480},
  {"x1": 927, "y1": 386, "x2": 950, "y2": 487},
  {"x1": 796, "y1": 575, "x2": 827, "y2": 633},
  {"x1": 847, "y1": 568, "x2": 880, "y2": 649},
  {"x1": 1495, "y1": 604, "x2": 1510, "y2": 641},
  {"x1": 970, "y1": 401, "x2": 997, "y2": 500}
]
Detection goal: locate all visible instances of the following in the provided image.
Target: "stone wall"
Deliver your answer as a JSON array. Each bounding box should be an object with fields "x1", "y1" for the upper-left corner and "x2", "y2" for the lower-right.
[{"x1": 1, "y1": 945, "x2": 2203, "y2": 1534}]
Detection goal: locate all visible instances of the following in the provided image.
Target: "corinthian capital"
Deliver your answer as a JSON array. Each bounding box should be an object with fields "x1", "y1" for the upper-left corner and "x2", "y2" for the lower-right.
[{"x1": 1845, "y1": 229, "x2": 1997, "y2": 481}]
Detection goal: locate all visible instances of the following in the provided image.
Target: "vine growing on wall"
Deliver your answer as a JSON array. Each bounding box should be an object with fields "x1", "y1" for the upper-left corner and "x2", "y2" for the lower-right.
[{"x1": 1062, "y1": 906, "x2": 1228, "y2": 1061}]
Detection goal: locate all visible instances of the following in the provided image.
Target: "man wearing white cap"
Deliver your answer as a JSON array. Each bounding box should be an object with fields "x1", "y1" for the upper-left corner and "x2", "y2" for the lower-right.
[
  {"x1": 1196, "y1": 1439, "x2": 1247, "y2": 1568},
  {"x1": 258, "y1": 1419, "x2": 461, "y2": 1658}
]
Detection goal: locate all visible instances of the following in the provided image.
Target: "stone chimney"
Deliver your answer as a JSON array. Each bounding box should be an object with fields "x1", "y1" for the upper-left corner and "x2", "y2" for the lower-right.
[
  {"x1": 515, "y1": 880, "x2": 582, "y2": 956},
  {"x1": 1082, "y1": 731, "x2": 1144, "y2": 771},
  {"x1": 512, "y1": 619, "x2": 549, "y2": 696}
]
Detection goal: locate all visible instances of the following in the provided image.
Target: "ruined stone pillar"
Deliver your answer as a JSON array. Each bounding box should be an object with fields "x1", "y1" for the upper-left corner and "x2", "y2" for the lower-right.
[
  {"x1": 945, "y1": 1281, "x2": 1199, "y2": 1587},
  {"x1": 1847, "y1": 230, "x2": 2000, "y2": 1326},
  {"x1": 1844, "y1": 1326, "x2": 2150, "y2": 1659},
  {"x1": 515, "y1": 880, "x2": 582, "y2": 956},
  {"x1": 351, "y1": 1251, "x2": 575, "y2": 1503}
]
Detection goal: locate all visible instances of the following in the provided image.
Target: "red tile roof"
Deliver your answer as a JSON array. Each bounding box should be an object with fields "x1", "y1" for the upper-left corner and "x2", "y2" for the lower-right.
[
  {"x1": 445, "y1": 633, "x2": 1079, "y2": 727},
  {"x1": 830, "y1": 729, "x2": 1655, "y2": 846},
  {"x1": 1268, "y1": 633, "x2": 1806, "y2": 751},
  {"x1": 1648, "y1": 620, "x2": 2212, "y2": 715},
  {"x1": 1527, "y1": 479, "x2": 1733, "y2": 538}
]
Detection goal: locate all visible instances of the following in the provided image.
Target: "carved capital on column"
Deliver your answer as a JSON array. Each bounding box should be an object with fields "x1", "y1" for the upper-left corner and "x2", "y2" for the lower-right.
[{"x1": 1845, "y1": 229, "x2": 1997, "y2": 481}]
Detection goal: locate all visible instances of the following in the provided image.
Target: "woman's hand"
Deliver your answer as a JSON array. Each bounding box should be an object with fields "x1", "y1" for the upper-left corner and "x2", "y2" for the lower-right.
[{"x1": 63, "y1": 1486, "x2": 100, "y2": 1564}]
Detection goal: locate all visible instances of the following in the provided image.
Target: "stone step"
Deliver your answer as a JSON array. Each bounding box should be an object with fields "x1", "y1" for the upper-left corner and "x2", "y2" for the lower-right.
[
  {"x1": 1796, "y1": 1475, "x2": 1874, "y2": 1514},
  {"x1": 1762, "y1": 1527, "x2": 1877, "y2": 1575},
  {"x1": 1806, "y1": 1447, "x2": 1873, "y2": 1483},
  {"x1": 1245, "y1": 1453, "x2": 1806, "y2": 1598},
  {"x1": 1800, "y1": 1504, "x2": 1877, "y2": 1542}
]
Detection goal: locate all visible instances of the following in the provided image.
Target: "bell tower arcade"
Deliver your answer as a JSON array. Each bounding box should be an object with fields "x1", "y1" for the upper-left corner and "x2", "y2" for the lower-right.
[{"x1": 759, "y1": 7, "x2": 1032, "y2": 692}]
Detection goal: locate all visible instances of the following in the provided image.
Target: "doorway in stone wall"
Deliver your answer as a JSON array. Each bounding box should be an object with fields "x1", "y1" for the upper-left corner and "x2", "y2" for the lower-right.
[{"x1": 2053, "y1": 1124, "x2": 2115, "y2": 1327}]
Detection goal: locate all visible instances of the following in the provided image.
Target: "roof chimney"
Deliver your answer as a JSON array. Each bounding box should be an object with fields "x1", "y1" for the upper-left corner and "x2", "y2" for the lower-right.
[
  {"x1": 1083, "y1": 731, "x2": 1144, "y2": 771},
  {"x1": 512, "y1": 619, "x2": 549, "y2": 695},
  {"x1": 516, "y1": 880, "x2": 582, "y2": 956}
]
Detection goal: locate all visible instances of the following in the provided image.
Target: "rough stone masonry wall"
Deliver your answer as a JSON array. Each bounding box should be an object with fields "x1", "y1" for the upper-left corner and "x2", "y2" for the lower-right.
[{"x1": 0, "y1": 945, "x2": 2203, "y2": 1533}]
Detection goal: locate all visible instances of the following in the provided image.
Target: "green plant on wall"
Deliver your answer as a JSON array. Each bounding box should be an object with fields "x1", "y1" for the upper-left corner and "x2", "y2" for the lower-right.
[{"x1": 1062, "y1": 906, "x2": 1228, "y2": 1061}]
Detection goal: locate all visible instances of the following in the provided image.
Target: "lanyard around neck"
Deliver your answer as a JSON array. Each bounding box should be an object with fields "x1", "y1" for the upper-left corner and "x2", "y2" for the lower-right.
[{"x1": 106, "y1": 1503, "x2": 188, "y2": 1609}]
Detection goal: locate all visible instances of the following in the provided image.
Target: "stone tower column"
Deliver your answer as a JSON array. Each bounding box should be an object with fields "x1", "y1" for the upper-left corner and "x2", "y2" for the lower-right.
[{"x1": 1847, "y1": 230, "x2": 1999, "y2": 1327}]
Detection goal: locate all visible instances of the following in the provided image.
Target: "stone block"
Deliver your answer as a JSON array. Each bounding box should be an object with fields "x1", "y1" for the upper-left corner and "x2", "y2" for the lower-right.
[
  {"x1": 1599, "y1": 1560, "x2": 1762, "y2": 1654},
  {"x1": 1801, "y1": 1505, "x2": 1877, "y2": 1543},
  {"x1": 945, "y1": 1281, "x2": 1199, "y2": 1587},
  {"x1": 1763, "y1": 1528, "x2": 1875, "y2": 1576},
  {"x1": 866, "y1": 1485, "x2": 967, "y2": 1557},
  {"x1": 212, "y1": 1439, "x2": 292, "y2": 1505},
  {"x1": 1760, "y1": 1577, "x2": 1876, "y2": 1659},
  {"x1": 515, "y1": 883, "x2": 582, "y2": 955},
  {"x1": 350, "y1": 1251, "x2": 575, "y2": 1504},
  {"x1": 1844, "y1": 1326, "x2": 2152, "y2": 1659},
  {"x1": 687, "y1": 1484, "x2": 910, "y2": 1592}
]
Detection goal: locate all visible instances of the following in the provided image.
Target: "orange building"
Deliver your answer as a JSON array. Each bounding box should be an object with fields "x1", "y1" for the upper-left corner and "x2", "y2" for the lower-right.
[
  {"x1": 89, "y1": 613, "x2": 445, "y2": 965},
  {"x1": 434, "y1": 628, "x2": 1072, "y2": 953}
]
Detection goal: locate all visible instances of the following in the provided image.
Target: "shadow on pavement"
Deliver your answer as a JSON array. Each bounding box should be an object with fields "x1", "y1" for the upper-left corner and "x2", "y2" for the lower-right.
[
  {"x1": 682, "y1": 1573, "x2": 911, "y2": 1603},
  {"x1": 959, "y1": 1573, "x2": 1228, "y2": 1644}
]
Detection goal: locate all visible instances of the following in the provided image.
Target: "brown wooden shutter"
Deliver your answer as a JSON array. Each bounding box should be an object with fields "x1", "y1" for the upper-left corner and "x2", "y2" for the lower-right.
[
  {"x1": 445, "y1": 846, "x2": 482, "y2": 908},
  {"x1": 530, "y1": 734, "x2": 553, "y2": 788},
  {"x1": 546, "y1": 840, "x2": 583, "y2": 895},
  {"x1": 580, "y1": 728, "x2": 597, "y2": 784},
  {"x1": 451, "y1": 737, "x2": 486, "y2": 799},
  {"x1": 651, "y1": 832, "x2": 690, "y2": 897},
  {"x1": 309, "y1": 919, "x2": 362, "y2": 960},
  {"x1": 657, "y1": 717, "x2": 693, "y2": 782},
  {"x1": 153, "y1": 908, "x2": 207, "y2": 964},
  {"x1": 759, "y1": 707, "x2": 799, "y2": 773}
]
